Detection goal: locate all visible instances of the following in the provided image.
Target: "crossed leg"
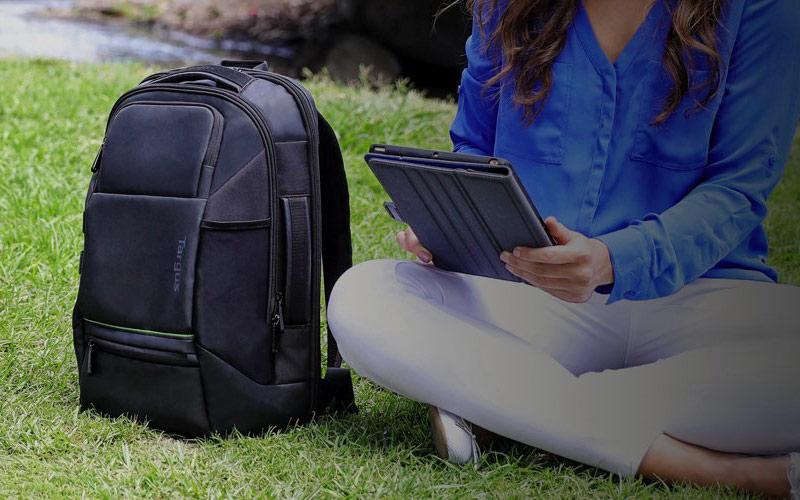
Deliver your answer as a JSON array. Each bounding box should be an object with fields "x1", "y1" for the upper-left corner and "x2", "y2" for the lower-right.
[{"x1": 328, "y1": 260, "x2": 800, "y2": 495}]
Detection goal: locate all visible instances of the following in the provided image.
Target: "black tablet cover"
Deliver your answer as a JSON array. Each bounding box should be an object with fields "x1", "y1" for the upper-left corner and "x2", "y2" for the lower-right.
[{"x1": 365, "y1": 145, "x2": 553, "y2": 281}]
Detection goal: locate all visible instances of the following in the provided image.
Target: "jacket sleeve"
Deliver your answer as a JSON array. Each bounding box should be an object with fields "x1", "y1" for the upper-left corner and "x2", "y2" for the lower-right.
[
  {"x1": 449, "y1": 5, "x2": 501, "y2": 156},
  {"x1": 596, "y1": 0, "x2": 800, "y2": 303}
]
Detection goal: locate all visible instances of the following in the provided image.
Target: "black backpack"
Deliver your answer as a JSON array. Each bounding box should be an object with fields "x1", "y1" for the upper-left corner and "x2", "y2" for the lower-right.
[{"x1": 72, "y1": 61, "x2": 356, "y2": 436}]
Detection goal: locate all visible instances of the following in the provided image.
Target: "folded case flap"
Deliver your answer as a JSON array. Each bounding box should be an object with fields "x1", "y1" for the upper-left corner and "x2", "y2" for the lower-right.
[{"x1": 454, "y1": 168, "x2": 553, "y2": 250}]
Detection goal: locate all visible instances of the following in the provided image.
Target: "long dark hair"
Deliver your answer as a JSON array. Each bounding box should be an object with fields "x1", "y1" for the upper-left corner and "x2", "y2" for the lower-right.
[{"x1": 469, "y1": 0, "x2": 725, "y2": 125}]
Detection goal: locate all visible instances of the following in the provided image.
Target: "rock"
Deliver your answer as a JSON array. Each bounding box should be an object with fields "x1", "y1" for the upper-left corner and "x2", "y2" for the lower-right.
[{"x1": 322, "y1": 34, "x2": 401, "y2": 84}]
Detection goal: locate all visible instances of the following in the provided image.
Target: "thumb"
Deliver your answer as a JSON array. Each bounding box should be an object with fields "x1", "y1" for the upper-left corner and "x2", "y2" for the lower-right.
[{"x1": 545, "y1": 216, "x2": 578, "y2": 245}]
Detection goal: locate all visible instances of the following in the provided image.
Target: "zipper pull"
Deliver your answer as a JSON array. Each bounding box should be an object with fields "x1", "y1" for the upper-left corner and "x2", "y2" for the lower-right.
[
  {"x1": 272, "y1": 293, "x2": 284, "y2": 353},
  {"x1": 90, "y1": 142, "x2": 104, "y2": 173},
  {"x1": 86, "y1": 340, "x2": 95, "y2": 375}
]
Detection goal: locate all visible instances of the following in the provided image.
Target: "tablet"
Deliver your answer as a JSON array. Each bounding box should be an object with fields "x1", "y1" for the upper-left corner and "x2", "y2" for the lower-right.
[{"x1": 365, "y1": 144, "x2": 554, "y2": 282}]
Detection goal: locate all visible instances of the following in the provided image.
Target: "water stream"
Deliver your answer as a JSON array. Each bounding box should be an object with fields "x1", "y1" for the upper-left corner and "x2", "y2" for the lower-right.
[{"x1": 0, "y1": 0, "x2": 259, "y2": 65}]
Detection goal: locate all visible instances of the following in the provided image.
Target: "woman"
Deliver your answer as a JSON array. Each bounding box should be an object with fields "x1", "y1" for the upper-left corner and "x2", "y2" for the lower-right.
[{"x1": 329, "y1": 0, "x2": 800, "y2": 496}]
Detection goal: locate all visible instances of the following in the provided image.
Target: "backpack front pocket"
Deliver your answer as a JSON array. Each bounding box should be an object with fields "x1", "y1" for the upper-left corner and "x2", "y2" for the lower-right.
[
  {"x1": 80, "y1": 321, "x2": 209, "y2": 436},
  {"x1": 77, "y1": 193, "x2": 205, "y2": 335},
  {"x1": 98, "y1": 101, "x2": 223, "y2": 198},
  {"x1": 194, "y1": 218, "x2": 274, "y2": 384}
]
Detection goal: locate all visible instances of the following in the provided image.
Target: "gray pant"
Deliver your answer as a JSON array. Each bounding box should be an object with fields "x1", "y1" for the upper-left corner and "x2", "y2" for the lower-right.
[{"x1": 328, "y1": 259, "x2": 800, "y2": 475}]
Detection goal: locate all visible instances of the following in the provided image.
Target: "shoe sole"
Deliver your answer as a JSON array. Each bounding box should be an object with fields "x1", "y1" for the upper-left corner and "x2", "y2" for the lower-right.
[{"x1": 428, "y1": 406, "x2": 450, "y2": 460}]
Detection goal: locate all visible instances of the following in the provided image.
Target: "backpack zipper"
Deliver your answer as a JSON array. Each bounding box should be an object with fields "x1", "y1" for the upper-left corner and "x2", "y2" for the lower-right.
[
  {"x1": 237, "y1": 72, "x2": 321, "y2": 387},
  {"x1": 90, "y1": 142, "x2": 104, "y2": 173},
  {"x1": 243, "y1": 70, "x2": 323, "y2": 411},
  {"x1": 86, "y1": 339, "x2": 95, "y2": 375},
  {"x1": 271, "y1": 292, "x2": 285, "y2": 353},
  {"x1": 84, "y1": 337, "x2": 198, "y2": 376}
]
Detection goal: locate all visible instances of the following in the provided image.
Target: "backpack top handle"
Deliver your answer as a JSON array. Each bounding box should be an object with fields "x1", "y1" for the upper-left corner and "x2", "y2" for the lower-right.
[
  {"x1": 147, "y1": 65, "x2": 255, "y2": 93},
  {"x1": 221, "y1": 59, "x2": 270, "y2": 72}
]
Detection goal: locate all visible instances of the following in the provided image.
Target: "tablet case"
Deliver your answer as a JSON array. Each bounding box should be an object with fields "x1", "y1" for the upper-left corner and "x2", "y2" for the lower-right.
[{"x1": 366, "y1": 146, "x2": 553, "y2": 282}]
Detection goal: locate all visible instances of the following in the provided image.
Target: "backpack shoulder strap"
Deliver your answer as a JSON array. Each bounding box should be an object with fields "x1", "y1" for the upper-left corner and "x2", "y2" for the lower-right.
[{"x1": 315, "y1": 112, "x2": 357, "y2": 415}]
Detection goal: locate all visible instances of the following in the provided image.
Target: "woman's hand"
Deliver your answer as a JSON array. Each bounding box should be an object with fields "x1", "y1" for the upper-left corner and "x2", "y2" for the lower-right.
[
  {"x1": 500, "y1": 217, "x2": 614, "y2": 303},
  {"x1": 397, "y1": 227, "x2": 433, "y2": 263}
]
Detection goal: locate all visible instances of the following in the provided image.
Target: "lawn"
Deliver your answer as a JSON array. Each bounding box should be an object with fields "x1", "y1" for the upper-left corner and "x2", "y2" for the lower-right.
[{"x1": 0, "y1": 59, "x2": 797, "y2": 498}]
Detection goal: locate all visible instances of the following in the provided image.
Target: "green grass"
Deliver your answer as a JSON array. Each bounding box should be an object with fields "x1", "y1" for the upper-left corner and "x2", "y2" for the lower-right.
[{"x1": 0, "y1": 59, "x2": 797, "y2": 498}]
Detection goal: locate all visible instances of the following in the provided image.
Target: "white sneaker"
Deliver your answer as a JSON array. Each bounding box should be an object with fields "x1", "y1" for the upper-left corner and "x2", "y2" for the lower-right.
[
  {"x1": 428, "y1": 406, "x2": 480, "y2": 466},
  {"x1": 789, "y1": 453, "x2": 799, "y2": 500}
]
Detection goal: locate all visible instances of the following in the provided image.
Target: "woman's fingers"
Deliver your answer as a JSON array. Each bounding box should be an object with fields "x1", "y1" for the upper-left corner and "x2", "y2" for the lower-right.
[
  {"x1": 503, "y1": 255, "x2": 594, "y2": 303},
  {"x1": 505, "y1": 262, "x2": 586, "y2": 302},
  {"x1": 512, "y1": 245, "x2": 589, "y2": 265},
  {"x1": 544, "y1": 216, "x2": 580, "y2": 245},
  {"x1": 396, "y1": 230, "x2": 409, "y2": 252},
  {"x1": 504, "y1": 264, "x2": 572, "y2": 291},
  {"x1": 500, "y1": 253, "x2": 574, "y2": 278},
  {"x1": 396, "y1": 228, "x2": 432, "y2": 263},
  {"x1": 500, "y1": 220, "x2": 607, "y2": 304},
  {"x1": 500, "y1": 251, "x2": 591, "y2": 282}
]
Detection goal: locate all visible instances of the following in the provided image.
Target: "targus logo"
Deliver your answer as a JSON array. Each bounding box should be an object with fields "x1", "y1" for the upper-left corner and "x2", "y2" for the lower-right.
[{"x1": 174, "y1": 236, "x2": 187, "y2": 293}]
